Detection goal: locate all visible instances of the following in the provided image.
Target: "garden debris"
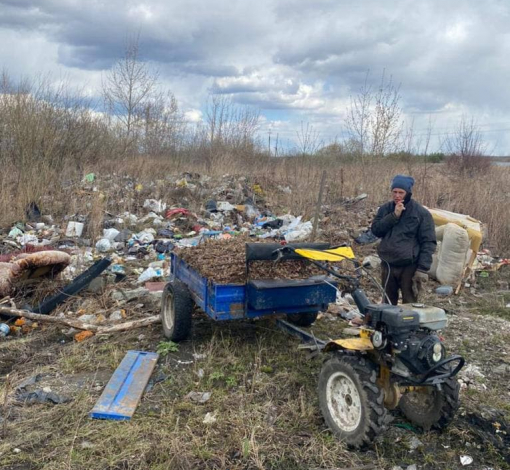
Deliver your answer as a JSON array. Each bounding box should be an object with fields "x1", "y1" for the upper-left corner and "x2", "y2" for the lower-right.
[
  {"x1": 177, "y1": 237, "x2": 329, "y2": 284},
  {"x1": 0, "y1": 306, "x2": 160, "y2": 334}
]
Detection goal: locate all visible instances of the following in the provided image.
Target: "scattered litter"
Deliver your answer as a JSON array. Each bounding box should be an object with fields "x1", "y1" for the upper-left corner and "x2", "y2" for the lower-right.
[
  {"x1": 436, "y1": 285, "x2": 454, "y2": 296},
  {"x1": 355, "y1": 229, "x2": 378, "y2": 245},
  {"x1": 66, "y1": 221, "x2": 84, "y2": 237},
  {"x1": 203, "y1": 412, "x2": 217, "y2": 424},
  {"x1": 460, "y1": 455, "x2": 473, "y2": 466},
  {"x1": 109, "y1": 310, "x2": 126, "y2": 321},
  {"x1": 74, "y1": 330, "x2": 94, "y2": 342},
  {"x1": 0, "y1": 323, "x2": 10, "y2": 337},
  {"x1": 143, "y1": 199, "x2": 167, "y2": 213},
  {"x1": 407, "y1": 436, "x2": 423, "y2": 451},
  {"x1": 95, "y1": 239, "x2": 112, "y2": 252},
  {"x1": 145, "y1": 371, "x2": 168, "y2": 393},
  {"x1": 16, "y1": 389, "x2": 71, "y2": 405},
  {"x1": 15, "y1": 374, "x2": 42, "y2": 391},
  {"x1": 137, "y1": 267, "x2": 163, "y2": 283},
  {"x1": 145, "y1": 282, "x2": 166, "y2": 292},
  {"x1": 185, "y1": 391, "x2": 211, "y2": 403},
  {"x1": 83, "y1": 173, "x2": 95, "y2": 183},
  {"x1": 103, "y1": 228, "x2": 120, "y2": 241},
  {"x1": 112, "y1": 287, "x2": 149, "y2": 302},
  {"x1": 362, "y1": 255, "x2": 381, "y2": 270},
  {"x1": 8, "y1": 227, "x2": 23, "y2": 238}
]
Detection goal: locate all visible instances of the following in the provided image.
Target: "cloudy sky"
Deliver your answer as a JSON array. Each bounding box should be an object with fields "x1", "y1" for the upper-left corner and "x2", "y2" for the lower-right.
[{"x1": 1, "y1": 0, "x2": 510, "y2": 154}]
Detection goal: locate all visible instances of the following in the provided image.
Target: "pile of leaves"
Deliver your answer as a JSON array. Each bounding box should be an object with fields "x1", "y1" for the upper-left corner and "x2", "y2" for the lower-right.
[{"x1": 177, "y1": 237, "x2": 327, "y2": 284}]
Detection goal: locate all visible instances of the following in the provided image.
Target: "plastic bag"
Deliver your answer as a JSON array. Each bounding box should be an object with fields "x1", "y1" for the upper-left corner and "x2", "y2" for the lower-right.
[{"x1": 137, "y1": 267, "x2": 163, "y2": 283}]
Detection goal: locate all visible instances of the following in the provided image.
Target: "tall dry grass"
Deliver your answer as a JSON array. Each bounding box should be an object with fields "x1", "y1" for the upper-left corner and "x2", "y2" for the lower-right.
[{"x1": 0, "y1": 136, "x2": 508, "y2": 253}]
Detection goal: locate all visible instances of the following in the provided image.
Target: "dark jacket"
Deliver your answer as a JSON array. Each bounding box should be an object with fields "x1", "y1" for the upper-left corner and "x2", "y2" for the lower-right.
[{"x1": 371, "y1": 199, "x2": 436, "y2": 272}]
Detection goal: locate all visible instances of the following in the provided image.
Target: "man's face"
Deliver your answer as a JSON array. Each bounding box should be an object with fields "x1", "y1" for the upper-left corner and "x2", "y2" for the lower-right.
[{"x1": 392, "y1": 188, "x2": 406, "y2": 203}]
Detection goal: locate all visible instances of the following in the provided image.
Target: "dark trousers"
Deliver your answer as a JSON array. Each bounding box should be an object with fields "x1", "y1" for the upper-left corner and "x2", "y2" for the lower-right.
[{"x1": 381, "y1": 263, "x2": 418, "y2": 305}]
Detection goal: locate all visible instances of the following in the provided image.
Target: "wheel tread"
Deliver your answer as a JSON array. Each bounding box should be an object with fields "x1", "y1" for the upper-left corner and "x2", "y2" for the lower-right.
[
  {"x1": 161, "y1": 280, "x2": 193, "y2": 341},
  {"x1": 319, "y1": 352, "x2": 387, "y2": 447}
]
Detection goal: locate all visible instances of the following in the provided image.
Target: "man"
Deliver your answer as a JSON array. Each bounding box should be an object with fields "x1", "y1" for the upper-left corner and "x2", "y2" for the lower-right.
[{"x1": 371, "y1": 175, "x2": 436, "y2": 305}]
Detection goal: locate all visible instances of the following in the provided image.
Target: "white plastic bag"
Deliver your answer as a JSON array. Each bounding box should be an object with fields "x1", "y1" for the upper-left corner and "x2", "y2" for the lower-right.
[{"x1": 137, "y1": 267, "x2": 163, "y2": 283}]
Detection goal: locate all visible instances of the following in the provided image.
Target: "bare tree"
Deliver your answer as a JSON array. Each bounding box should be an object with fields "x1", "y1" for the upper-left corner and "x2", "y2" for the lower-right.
[
  {"x1": 203, "y1": 95, "x2": 260, "y2": 168},
  {"x1": 103, "y1": 36, "x2": 158, "y2": 151},
  {"x1": 139, "y1": 90, "x2": 184, "y2": 156},
  {"x1": 345, "y1": 72, "x2": 371, "y2": 164},
  {"x1": 370, "y1": 72, "x2": 402, "y2": 157},
  {"x1": 442, "y1": 116, "x2": 491, "y2": 175},
  {"x1": 345, "y1": 70, "x2": 403, "y2": 162},
  {"x1": 295, "y1": 121, "x2": 323, "y2": 156}
]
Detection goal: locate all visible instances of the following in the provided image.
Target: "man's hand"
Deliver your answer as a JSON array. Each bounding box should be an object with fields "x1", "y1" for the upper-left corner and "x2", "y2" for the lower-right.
[
  {"x1": 412, "y1": 270, "x2": 428, "y2": 298},
  {"x1": 394, "y1": 201, "x2": 405, "y2": 218}
]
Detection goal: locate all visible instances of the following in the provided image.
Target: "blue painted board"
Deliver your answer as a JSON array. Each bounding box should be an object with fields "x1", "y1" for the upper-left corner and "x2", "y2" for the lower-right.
[{"x1": 90, "y1": 350, "x2": 159, "y2": 420}]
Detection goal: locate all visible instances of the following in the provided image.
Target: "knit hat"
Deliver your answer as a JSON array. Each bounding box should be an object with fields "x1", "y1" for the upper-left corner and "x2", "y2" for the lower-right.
[{"x1": 391, "y1": 175, "x2": 414, "y2": 193}]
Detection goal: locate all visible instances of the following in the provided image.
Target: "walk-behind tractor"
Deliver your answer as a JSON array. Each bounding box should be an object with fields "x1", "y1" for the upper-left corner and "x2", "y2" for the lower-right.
[{"x1": 161, "y1": 243, "x2": 465, "y2": 447}]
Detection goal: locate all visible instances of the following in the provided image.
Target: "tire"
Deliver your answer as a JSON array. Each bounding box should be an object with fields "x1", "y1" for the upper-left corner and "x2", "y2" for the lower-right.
[
  {"x1": 161, "y1": 281, "x2": 193, "y2": 342},
  {"x1": 318, "y1": 353, "x2": 387, "y2": 447},
  {"x1": 286, "y1": 311, "x2": 318, "y2": 327},
  {"x1": 399, "y1": 376, "x2": 460, "y2": 431}
]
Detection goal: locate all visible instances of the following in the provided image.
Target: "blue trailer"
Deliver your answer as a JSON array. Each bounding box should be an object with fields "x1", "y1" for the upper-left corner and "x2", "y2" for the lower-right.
[{"x1": 160, "y1": 243, "x2": 338, "y2": 341}]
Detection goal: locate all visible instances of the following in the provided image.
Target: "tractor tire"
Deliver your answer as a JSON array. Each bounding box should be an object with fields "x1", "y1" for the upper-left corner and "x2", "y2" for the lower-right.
[
  {"x1": 318, "y1": 353, "x2": 387, "y2": 447},
  {"x1": 399, "y1": 375, "x2": 460, "y2": 431},
  {"x1": 161, "y1": 281, "x2": 193, "y2": 342},
  {"x1": 286, "y1": 311, "x2": 318, "y2": 327}
]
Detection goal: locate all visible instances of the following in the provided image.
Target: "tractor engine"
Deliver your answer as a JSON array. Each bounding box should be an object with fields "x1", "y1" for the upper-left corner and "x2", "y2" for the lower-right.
[{"x1": 353, "y1": 290, "x2": 449, "y2": 377}]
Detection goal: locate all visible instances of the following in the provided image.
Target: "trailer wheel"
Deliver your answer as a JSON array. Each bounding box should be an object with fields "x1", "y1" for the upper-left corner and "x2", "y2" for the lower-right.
[
  {"x1": 161, "y1": 281, "x2": 193, "y2": 341},
  {"x1": 286, "y1": 311, "x2": 318, "y2": 327},
  {"x1": 318, "y1": 353, "x2": 387, "y2": 447}
]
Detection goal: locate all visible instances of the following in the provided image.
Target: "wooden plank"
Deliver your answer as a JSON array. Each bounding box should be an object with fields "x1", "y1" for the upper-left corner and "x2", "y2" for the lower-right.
[{"x1": 89, "y1": 350, "x2": 159, "y2": 420}]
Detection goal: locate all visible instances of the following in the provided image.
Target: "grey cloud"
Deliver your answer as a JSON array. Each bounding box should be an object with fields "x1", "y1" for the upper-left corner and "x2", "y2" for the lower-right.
[{"x1": 1, "y1": 0, "x2": 510, "y2": 152}]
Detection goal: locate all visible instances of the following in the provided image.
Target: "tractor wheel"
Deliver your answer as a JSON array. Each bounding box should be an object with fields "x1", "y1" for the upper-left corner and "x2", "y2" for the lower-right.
[
  {"x1": 318, "y1": 353, "x2": 387, "y2": 447},
  {"x1": 161, "y1": 281, "x2": 193, "y2": 342},
  {"x1": 286, "y1": 311, "x2": 318, "y2": 327},
  {"x1": 399, "y1": 375, "x2": 460, "y2": 431}
]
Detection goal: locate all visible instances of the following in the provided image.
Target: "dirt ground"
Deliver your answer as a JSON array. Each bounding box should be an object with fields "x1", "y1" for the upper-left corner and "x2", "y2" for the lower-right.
[{"x1": 0, "y1": 266, "x2": 509, "y2": 470}]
